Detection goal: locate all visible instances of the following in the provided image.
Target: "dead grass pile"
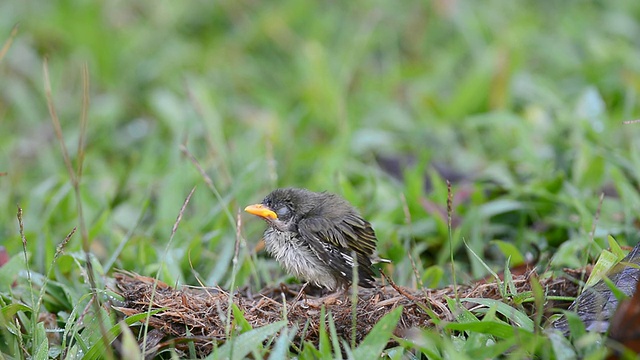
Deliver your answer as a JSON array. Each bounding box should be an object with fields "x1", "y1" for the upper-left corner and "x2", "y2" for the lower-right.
[{"x1": 111, "y1": 269, "x2": 583, "y2": 357}]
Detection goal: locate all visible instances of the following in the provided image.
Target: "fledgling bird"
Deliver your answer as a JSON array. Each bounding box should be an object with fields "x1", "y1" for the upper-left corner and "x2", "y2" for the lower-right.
[{"x1": 245, "y1": 188, "x2": 388, "y2": 291}]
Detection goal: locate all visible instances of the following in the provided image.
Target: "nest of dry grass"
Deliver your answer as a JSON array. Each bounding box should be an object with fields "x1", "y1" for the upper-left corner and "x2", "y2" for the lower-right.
[{"x1": 110, "y1": 268, "x2": 583, "y2": 357}]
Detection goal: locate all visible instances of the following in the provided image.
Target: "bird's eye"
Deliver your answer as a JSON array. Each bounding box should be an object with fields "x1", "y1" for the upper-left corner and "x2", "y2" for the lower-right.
[{"x1": 275, "y1": 206, "x2": 290, "y2": 218}]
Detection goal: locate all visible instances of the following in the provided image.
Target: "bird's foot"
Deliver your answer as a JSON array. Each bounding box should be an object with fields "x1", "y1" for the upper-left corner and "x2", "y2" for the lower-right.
[
  {"x1": 299, "y1": 296, "x2": 341, "y2": 308},
  {"x1": 299, "y1": 288, "x2": 348, "y2": 308}
]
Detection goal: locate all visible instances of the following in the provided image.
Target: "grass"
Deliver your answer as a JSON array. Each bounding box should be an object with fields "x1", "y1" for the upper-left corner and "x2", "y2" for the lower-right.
[{"x1": 2, "y1": 0, "x2": 640, "y2": 358}]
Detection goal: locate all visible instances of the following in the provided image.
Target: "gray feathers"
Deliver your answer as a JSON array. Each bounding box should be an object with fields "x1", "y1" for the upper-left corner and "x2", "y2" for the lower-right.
[{"x1": 254, "y1": 188, "x2": 386, "y2": 290}]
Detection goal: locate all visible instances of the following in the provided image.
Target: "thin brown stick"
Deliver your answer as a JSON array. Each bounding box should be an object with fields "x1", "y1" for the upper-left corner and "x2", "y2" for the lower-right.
[
  {"x1": 0, "y1": 24, "x2": 18, "y2": 62},
  {"x1": 77, "y1": 63, "x2": 89, "y2": 180},
  {"x1": 17, "y1": 206, "x2": 35, "y2": 326},
  {"x1": 447, "y1": 180, "x2": 459, "y2": 302},
  {"x1": 380, "y1": 270, "x2": 418, "y2": 302},
  {"x1": 43, "y1": 59, "x2": 76, "y2": 186},
  {"x1": 43, "y1": 61, "x2": 114, "y2": 359},
  {"x1": 400, "y1": 193, "x2": 425, "y2": 291}
]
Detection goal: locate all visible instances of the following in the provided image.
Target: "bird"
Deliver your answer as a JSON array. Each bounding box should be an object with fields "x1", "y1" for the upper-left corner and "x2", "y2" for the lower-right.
[{"x1": 244, "y1": 188, "x2": 388, "y2": 291}]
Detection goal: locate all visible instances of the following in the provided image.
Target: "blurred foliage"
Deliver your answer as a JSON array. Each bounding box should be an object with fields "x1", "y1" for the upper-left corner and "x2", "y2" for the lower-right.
[{"x1": 2, "y1": 0, "x2": 640, "y2": 358}]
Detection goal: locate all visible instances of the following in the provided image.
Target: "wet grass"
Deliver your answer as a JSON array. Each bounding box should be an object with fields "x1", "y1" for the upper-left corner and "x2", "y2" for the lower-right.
[{"x1": 2, "y1": 0, "x2": 640, "y2": 358}]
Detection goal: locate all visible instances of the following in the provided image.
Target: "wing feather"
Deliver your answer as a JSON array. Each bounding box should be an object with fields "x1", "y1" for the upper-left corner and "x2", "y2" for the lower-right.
[{"x1": 297, "y1": 215, "x2": 377, "y2": 287}]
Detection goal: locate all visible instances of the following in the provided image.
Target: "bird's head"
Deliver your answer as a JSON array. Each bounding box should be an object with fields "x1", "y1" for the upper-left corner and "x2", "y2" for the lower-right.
[{"x1": 245, "y1": 188, "x2": 314, "y2": 231}]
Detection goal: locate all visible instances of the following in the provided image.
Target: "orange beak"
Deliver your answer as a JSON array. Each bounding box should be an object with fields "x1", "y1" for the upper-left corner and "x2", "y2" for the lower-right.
[{"x1": 244, "y1": 204, "x2": 278, "y2": 220}]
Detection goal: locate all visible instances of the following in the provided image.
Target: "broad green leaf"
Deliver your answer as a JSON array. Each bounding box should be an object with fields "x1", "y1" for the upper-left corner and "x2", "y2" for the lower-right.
[
  {"x1": 478, "y1": 199, "x2": 523, "y2": 218},
  {"x1": 602, "y1": 276, "x2": 628, "y2": 302},
  {"x1": 607, "y1": 235, "x2": 625, "y2": 260},
  {"x1": 84, "y1": 310, "x2": 160, "y2": 359},
  {"x1": 0, "y1": 254, "x2": 25, "y2": 292},
  {"x1": 211, "y1": 321, "x2": 286, "y2": 360},
  {"x1": 268, "y1": 325, "x2": 297, "y2": 360},
  {"x1": 586, "y1": 250, "x2": 618, "y2": 287},
  {"x1": 530, "y1": 275, "x2": 545, "y2": 328},
  {"x1": 300, "y1": 340, "x2": 323, "y2": 359},
  {"x1": 231, "y1": 303, "x2": 252, "y2": 333},
  {"x1": 423, "y1": 265, "x2": 444, "y2": 289},
  {"x1": 352, "y1": 307, "x2": 402, "y2": 359},
  {"x1": 563, "y1": 310, "x2": 587, "y2": 339},
  {"x1": 396, "y1": 335, "x2": 443, "y2": 360},
  {"x1": 328, "y1": 311, "x2": 341, "y2": 359},
  {"x1": 33, "y1": 322, "x2": 49, "y2": 359},
  {"x1": 472, "y1": 337, "x2": 518, "y2": 359},
  {"x1": 547, "y1": 329, "x2": 576, "y2": 359},
  {"x1": 490, "y1": 240, "x2": 525, "y2": 266},
  {"x1": 1, "y1": 303, "x2": 32, "y2": 318},
  {"x1": 318, "y1": 306, "x2": 331, "y2": 357},
  {"x1": 119, "y1": 322, "x2": 142, "y2": 359},
  {"x1": 445, "y1": 320, "x2": 515, "y2": 339},
  {"x1": 446, "y1": 296, "x2": 479, "y2": 323}
]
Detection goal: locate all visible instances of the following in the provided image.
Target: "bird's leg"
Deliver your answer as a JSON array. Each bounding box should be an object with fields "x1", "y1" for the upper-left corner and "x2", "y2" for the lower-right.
[{"x1": 297, "y1": 285, "x2": 345, "y2": 308}]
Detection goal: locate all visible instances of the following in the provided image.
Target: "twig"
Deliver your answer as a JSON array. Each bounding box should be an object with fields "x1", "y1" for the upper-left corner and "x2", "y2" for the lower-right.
[
  {"x1": 400, "y1": 193, "x2": 427, "y2": 295},
  {"x1": 380, "y1": 270, "x2": 418, "y2": 302},
  {"x1": 17, "y1": 205, "x2": 35, "y2": 349},
  {"x1": 447, "y1": 180, "x2": 459, "y2": 302},
  {"x1": 43, "y1": 59, "x2": 75, "y2": 185},
  {"x1": 0, "y1": 24, "x2": 18, "y2": 63},
  {"x1": 43, "y1": 60, "x2": 115, "y2": 359}
]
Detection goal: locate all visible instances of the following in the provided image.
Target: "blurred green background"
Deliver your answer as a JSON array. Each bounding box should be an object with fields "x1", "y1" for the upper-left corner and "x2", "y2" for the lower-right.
[{"x1": 2, "y1": 0, "x2": 640, "y2": 292}]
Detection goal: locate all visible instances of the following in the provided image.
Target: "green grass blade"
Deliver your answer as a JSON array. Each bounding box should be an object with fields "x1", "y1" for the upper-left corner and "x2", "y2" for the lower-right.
[
  {"x1": 352, "y1": 307, "x2": 402, "y2": 359},
  {"x1": 231, "y1": 303, "x2": 253, "y2": 333},
  {"x1": 327, "y1": 311, "x2": 341, "y2": 359},
  {"x1": 211, "y1": 320, "x2": 287, "y2": 360},
  {"x1": 33, "y1": 321, "x2": 49, "y2": 359},
  {"x1": 460, "y1": 298, "x2": 534, "y2": 332},
  {"x1": 445, "y1": 321, "x2": 515, "y2": 339},
  {"x1": 0, "y1": 254, "x2": 25, "y2": 292},
  {"x1": 84, "y1": 311, "x2": 160, "y2": 359},
  {"x1": 318, "y1": 306, "x2": 332, "y2": 358},
  {"x1": 268, "y1": 325, "x2": 297, "y2": 360}
]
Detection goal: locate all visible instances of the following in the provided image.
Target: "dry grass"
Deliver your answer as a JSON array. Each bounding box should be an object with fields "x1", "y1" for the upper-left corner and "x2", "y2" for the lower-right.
[{"x1": 111, "y1": 269, "x2": 583, "y2": 357}]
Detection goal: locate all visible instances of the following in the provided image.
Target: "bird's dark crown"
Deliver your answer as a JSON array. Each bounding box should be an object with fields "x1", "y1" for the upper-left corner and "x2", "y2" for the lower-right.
[
  {"x1": 262, "y1": 187, "x2": 358, "y2": 221},
  {"x1": 262, "y1": 188, "x2": 318, "y2": 222}
]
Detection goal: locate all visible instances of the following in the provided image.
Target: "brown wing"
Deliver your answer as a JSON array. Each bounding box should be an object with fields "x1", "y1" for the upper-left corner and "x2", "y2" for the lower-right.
[{"x1": 297, "y1": 214, "x2": 377, "y2": 287}]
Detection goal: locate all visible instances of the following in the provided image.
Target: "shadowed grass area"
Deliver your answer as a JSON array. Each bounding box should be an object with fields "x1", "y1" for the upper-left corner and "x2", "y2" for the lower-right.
[{"x1": 2, "y1": 0, "x2": 640, "y2": 358}]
